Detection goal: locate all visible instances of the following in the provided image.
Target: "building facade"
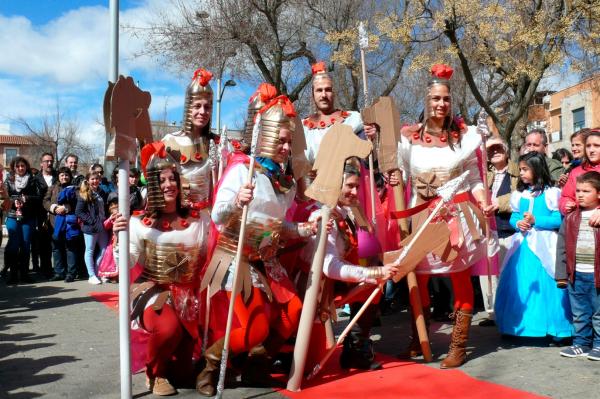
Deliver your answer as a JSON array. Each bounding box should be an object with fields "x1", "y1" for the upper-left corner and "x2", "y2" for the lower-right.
[{"x1": 547, "y1": 76, "x2": 600, "y2": 153}]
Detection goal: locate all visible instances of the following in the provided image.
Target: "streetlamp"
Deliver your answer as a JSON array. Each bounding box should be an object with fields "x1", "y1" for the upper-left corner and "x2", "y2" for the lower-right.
[{"x1": 216, "y1": 78, "x2": 236, "y2": 138}]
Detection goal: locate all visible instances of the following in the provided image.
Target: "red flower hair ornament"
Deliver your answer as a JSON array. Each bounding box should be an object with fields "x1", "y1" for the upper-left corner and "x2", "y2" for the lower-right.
[
  {"x1": 192, "y1": 68, "x2": 213, "y2": 87},
  {"x1": 258, "y1": 95, "x2": 297, "y2": 118},
  {"x1": 140, "y1": 142, "x2": 168, "y2": 174},
  {"x1": 311, "y1": 61, "x2": 327, "y2": 76},
  {"x1": 431, "y1": 64, "x2": 454, "y2": 80}
]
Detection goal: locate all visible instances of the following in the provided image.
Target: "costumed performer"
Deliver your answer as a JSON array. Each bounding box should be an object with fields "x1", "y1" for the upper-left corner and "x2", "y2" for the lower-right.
[
  {"x1": 197, "y1": 96, "x2": 316, "y2": 395},
  {"x1": 301, "y1": 61, "x2": 383, "y2": 280},
  {"x1": 395, "y1": 64, "x2": 498, "y2": 368},
  {"x1": 112, "y1": 142, "x2": 211, "y2": 396},
  {"x1": 162, "y1": 68, "x2": 216, "y2": 210},
  {"x1": 306, "y1": 157, "x2": 398, "y2": 370}
]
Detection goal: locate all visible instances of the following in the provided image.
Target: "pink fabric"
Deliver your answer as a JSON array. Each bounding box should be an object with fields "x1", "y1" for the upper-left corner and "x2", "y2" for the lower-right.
[
  {"x1": 357, "y1": 165, "x2": 385, "y2": 258},
  {"x1": 97, "y1": 240, "x2": 118, "y2": 278},
  {"x1": 559, "y1": 163, "x2": 600, "y2": 215}
]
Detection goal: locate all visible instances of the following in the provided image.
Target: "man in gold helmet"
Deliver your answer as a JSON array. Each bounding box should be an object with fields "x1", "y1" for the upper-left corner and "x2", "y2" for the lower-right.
[
  {"x1": 162, "y1": 68, "x2": 216, "y2": 210},
  {"x1": 196, "y1": 95, "x2": 319, "y2": 395},
  {"x1": 302, "y1": 61, "x2": 378, "y2": 166}
]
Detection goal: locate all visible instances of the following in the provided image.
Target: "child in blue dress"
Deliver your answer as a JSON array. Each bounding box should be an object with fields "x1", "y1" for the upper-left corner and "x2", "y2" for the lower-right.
[{"x1": 495, "y1": 152, "x2": 572, "y2": 338}]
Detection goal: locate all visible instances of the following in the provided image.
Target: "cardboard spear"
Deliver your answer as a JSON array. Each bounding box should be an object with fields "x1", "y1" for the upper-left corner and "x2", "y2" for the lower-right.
[
  {"x1": 217, "y1": 125, "x2": 229, "y2": 181},
  {"x1": 358, "y1": 22, "x2": 378, "y2": 229},
  {"x1": 287, "y1": 123, "x2": 372, "y2": 392},
  {"x1": 104, "y1": 75, "x2": 152, "y2": 398},
  {"x1": 477, "y1": 111, "x2": 494, "y2": 310},
  {"x1": 362, "y1": 96, "x2": 432, "y2": 362},
  {"x1": 214, "y1": 115, "x2": 261, "y2": 399},
  {"x1": 307, "y1": 171, "x2": 469, "y2": 379}
]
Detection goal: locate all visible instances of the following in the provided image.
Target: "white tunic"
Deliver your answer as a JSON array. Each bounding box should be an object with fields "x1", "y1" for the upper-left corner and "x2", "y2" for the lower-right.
[
  {"x1": 397, "y1": 126, "x2": 496, "y2": 274},
  {"x1": 303, "y1": 111, "x2": 363, "y2": 165},
  {"x1": 211, "y1": 162, "x2": 296, "y2": 291},
  {"x1": 305, "y1": 206, "x2": 376, "y2": 284}
]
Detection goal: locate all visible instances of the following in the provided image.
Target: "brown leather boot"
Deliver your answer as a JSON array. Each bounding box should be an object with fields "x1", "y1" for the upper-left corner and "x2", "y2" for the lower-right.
[
  {"x1": 398, "y1": 307, "x2": 431, "y2": 359},
  {"x1": 150, "y1": 377, "x2": 177, "y2": 396},
  {"x1": 196, "y1": 338, "x2": 225, "y2": 396},
  {"x1": 440, "y1": 309, "x2": 473, "y2": 369}
]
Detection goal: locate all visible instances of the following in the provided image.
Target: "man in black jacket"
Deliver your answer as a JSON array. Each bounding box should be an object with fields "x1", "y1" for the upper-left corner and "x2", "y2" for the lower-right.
[{"x1": 31, "y1": 152, "x2": 57, "y2": 278}]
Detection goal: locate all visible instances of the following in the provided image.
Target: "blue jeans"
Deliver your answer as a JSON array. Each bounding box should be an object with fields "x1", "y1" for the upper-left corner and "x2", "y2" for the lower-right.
[
  {"x1": 5, "y1": 216, "x2": 35, "y2": 277},
  {"x1": 568, "y1": 271, "x2": 600, "y2": 348},
  {"x1": 52, "y1": 233, "x2": 79, "y2": 278},
  {"x1": 83, "y1": 231, "x2": 108, "y2": 278}
]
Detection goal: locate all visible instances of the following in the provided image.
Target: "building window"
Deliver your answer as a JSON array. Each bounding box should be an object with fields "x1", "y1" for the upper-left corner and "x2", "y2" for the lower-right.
[
  {"x1": 5, "y1": 148, "x2": 18, "y2": 163},
  {"x1": 573, "y1": 107, "x2": 585, "y2": 132}
]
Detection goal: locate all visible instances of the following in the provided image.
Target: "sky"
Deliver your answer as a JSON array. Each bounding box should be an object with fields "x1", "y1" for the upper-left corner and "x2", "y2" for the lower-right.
[{"x1": 0, "y1": 0, "x2": 251, "y2": 160}]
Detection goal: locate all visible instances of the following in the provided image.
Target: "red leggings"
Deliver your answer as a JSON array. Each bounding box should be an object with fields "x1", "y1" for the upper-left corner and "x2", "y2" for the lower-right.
[
  {"x1": 210, "y1": 287, "x2": 302, "y2": 353},
  {"x1": 416, "y1": 268, "x2": 474, "y2": 311},
  {"x1": 143, "y1": 304, "x2": 194, "y2": 379},
  {"x1": 270, "y1": 294, "x2": 302, "y2": 340},
  {"x1": 227, "y1": 287, "x2": 270, "y2": 354}
]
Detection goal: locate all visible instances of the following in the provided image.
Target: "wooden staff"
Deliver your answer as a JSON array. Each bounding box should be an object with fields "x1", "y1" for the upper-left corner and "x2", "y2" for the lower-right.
[
  {"x1": 217, "y1": 125, "x2": 228, "y2": 181},
  {"x1": 477, "y1": 111, "x2": 494, "y2": 310},
  {"x1": 363, "y1": 96, "x2": 431, "y2": 362},
  {"x1": 214, "y1": 117, "x2": 261, "y2": 399},
  {"x1": 307, "y1": 283, "x2": 382, "y2": 380},
  {"x1": 287, "y1": 123, "x2": 373, "y2": 392},
  {"x1": 358, "y1": 22, "x2": 377, "y2": 229}
]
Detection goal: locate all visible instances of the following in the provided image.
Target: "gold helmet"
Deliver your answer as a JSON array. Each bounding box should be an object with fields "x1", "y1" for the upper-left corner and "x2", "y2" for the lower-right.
[
  {"x1": 182, "y1": 68, "x2": 213, "y2": 135},
  {"x1": 243, "y1": 83, "x2": 278, "y2": 149},
  {"x1": 425, "y1": 64, "x2": 453, "y2": 119},
  {"x1": 254, "y1": 95, "x2": 296, "y2": 159},
  {"x1": 141, "y1": 142, "x2": 180, "y2": 212}
]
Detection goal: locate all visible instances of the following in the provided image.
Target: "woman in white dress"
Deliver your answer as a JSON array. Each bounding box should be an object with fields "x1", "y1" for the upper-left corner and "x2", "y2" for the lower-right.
[{"x1": 396, "y1": 64, "x2": 497, "y2": 368}]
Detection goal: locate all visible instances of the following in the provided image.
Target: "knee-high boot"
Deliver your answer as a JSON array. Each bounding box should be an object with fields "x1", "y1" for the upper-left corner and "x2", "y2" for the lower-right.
[
  {"x1": 440, "y1": 309, "x2": 473, "y2": 369},
  {"x1": 196, "y1": 338, "x2": 225, "y2": 397},
  {"x1": 398, "y1": 306, "x2": 431, "y2": 359}
]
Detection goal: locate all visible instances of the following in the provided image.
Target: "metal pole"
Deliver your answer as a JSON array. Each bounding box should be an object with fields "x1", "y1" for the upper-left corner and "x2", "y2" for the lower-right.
[
  {"x1": 117, "y1": 161, "x2": 131, "y2": 399},
  {"x1": 106, "y1": 0, "x2": 119, "y2": 173},
  {"x1": 216, "y1": 77, "x2": 222, "y2": 137},
  {"x1": 108, "y1": 2, "x2": 131, "y2": 398}
]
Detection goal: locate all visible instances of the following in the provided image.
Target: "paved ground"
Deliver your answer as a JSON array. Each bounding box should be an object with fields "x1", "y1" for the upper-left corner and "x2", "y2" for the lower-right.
[{"x1": 1, "y1": 271, "x2": 599, "y2": 399}]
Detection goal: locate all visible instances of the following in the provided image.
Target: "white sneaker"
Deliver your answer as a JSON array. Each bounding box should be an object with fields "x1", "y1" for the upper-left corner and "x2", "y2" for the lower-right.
[
  {"x1": 100, "y1": 277, "x2": 110, "y2": 283},
  {"x1": 88, "y1": 276, "x2": 102, "y2": 285}
]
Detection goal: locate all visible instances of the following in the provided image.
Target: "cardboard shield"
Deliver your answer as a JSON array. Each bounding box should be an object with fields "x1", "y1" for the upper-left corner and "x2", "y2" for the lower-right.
[
  {"x1": 362, "y1": 96, "x2": 401, "y2": 173},
  {"x1": 105, "y1": 75, "x2": 153, "y2": 161},
  {"x1": 305, "y1": 123, "x2": 372, "y2": 208},
  {"x1": 291, "y1": 115, "x2": 311, "y2": 181}
]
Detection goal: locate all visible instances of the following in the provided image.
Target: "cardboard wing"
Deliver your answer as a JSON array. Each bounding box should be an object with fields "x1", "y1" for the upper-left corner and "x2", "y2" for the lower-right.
[
  {"x1": 291, "y1": 115, "x2": 311, "y2": 181},
  {"x1": 362, "y1": 96, "x2": 401, "y2": 173},
  {"x1": 305, "y1": 123, "x2": 372, "y2": 208},
  {"x1": 106, "y1": 75, "x2": 152, "y2": 161}
]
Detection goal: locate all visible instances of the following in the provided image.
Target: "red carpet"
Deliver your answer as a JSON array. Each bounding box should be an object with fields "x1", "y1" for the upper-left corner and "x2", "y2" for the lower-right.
[
  {"x1": 90, "y1": 291, "x2": 149, "y2": 373},
  {"x1": 90, "y1": 292, "x2": 548, "y2": 399},
  {"x1": 277, "y1": 349, "x2": 548, "y2": 399}
]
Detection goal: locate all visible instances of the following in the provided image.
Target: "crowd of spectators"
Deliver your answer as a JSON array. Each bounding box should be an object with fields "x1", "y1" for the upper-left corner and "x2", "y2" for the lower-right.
[{"x1": 0, "y1": 153, "x2": 145, "y2": 285}]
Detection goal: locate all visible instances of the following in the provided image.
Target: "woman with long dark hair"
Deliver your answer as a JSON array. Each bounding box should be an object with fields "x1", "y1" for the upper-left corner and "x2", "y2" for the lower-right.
[
  {"x1": 560, "y1": 128, "x2": 600, "y2": 216},
  {"x1": 395, "y1": 64, "x2": 497, "y2": 368},
  {"x1": 3, "y1": 156, "x2": 43, "y2": 284},
  {"x1": 112, "y1": 142, "x2": 211, "y2": 396}
]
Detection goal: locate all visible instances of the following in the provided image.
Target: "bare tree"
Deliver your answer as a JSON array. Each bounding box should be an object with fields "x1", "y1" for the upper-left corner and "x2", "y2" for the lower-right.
[
  {"x1": 419, "y1": 0, "x2": 600, "y2": 147},
  {"x1": 128, "y1": 0, "x2": 419, "y2": 110},
  {"x1": 13, "y1": 101, "x2": 95, "y2": 168}
]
